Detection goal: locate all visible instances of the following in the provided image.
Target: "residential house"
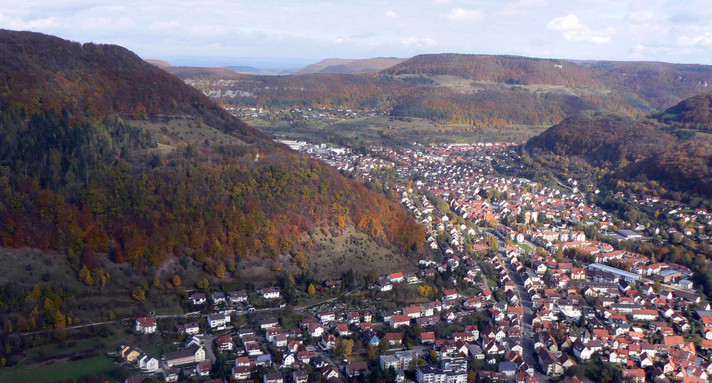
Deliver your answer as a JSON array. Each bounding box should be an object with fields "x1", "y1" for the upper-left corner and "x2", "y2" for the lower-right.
[
  {"x1": 228, "y1": 290, "x2": 248, "y2": 304},
  {"x1": 404, "y1": 305, "x2": 422, "y2": 319},
  {"x1": 137, "y1": 353, "x2": 159, "y2": 372},
  {"x1": 390, "y1": 314, "x2": 411, "y2": 329},
  {"x1": 346, "y1": 362, "x2": 370, "y2": 379},
  {"x1": 319, "y1": 334, "x2": 337, "y2": 350},
  {"x1": 162, "y1": 368, "x2": 179, "y2": 382},
  {"x1": 307, "y1": 324, "x2": 325, "y2": 338},
  {"x1": 378, "y1": 279, "x2": 393, "y2": 292},
  {"x1": 622, "y1": 369, "x2": 645, "y2": 383},
  {"x1": 443, "y1": 289, "x2": 459, "y2": 300},
  {"x1": 263, "y1": 372, "x2": 284, "y2": 383},
  {"x1": 135, "y1": 316, "x2": 157, "y2": 334},
  {"x1": 384, "y1": 332, "x2": 403, "y2": 348},
  {"x1": 573, "y1": 340, "x2": 603, "y2": 360},
  {"x1": 190, "y1": 292, "x2": 207, "y2": 305},
  {"x1": 211, "y1": 292, "x2": 226, "y2": 305},
  {"x1": 632, "y1": 309, "x2": 659, "y2": 321},
  {"x1": 280, "y1": 353, "x2": 296, "y2": 368},
  {"x1": 320, "y1": 366, "x2": 339, "y2": 381},
  {"x1": 292, "y1": 370, "x2": 308, "y2": 383},
  {"x1": 176, "y1": 322, "x2": 200, "y2": 335},
  {"x1": 196, "y1": 360, "x2": 212, "y2": 376},
  {"x1": 347, "y1": 311, "x2": 361, "y2": 324},
  {"x1": 538, "y1": 347, "x2": 563, "y2": 376},
  {"x1": 422, "y1": 332, "x2": 436, "y2": 344},
  {"x1": 214, "y1": 334, "x2": 234, "y2": 351},
  {"x1": 259, "y1": 317, "x2": 279, "y2": 329},
  {"x1": 317, "y1": 311, "x2": 335, "y2": 324},
  {"x1": 164, "y1": 345, "x2": 206, "y2": 367},
  {"x1": 207, "y1": 313, "x2": 230, "y2": 329},
  {"x1": 232, "y1": 365, "x2": 251, "y2": 380},
  {"x1": 389, "y1": 272, "x2": 405, "y2": 283},
  {"x1": 120, "y1": 345, "x2": 142, "y2": 362},
  {"x1": 261, "y1": 287, "x2": 281, "y2": 299},
  {"x1": 336, "y1": 323, "x2": 351, "y2": 337}
]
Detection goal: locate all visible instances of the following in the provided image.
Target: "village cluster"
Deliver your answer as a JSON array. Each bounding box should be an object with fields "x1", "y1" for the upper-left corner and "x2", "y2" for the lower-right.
[
  {"x1": 612, "y1": 193, "x2": 711, "y2": 243},
  {"x1": 118, "y1": 244, "x2": 712, "y2": 383},
  {"x1": 223, "y1": 105, "x2": 383, "y2": 122},
  {"x1": 116, "y1": 141, "x2": 712, "y2": 383}
]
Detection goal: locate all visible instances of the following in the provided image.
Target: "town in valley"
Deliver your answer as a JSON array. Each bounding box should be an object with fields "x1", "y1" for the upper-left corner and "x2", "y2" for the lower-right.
[
  {"x1": 3, "y1": 3, "x2": 712, "y2": 382},
  {"x1": 108, "y1": 139, "x2": 712, "y2": 383}
]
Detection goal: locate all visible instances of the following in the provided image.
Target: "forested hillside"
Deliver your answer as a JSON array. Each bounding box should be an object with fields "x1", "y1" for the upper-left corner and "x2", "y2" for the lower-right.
[
  {"x1": 655, "y1": 92, "x2": 712, "y2": 131},
  {"x1": 0, "y1": 30, "x2": 424, "y2": 276},
  {"x1": 172, "y1": 71, "x2": 634, "y2": 127},
  {"x1": 525, "y1": 113, "x2": 676, "y2": 169},
  {"x1": 384, "y1": 53, "x2": 601, "y2": 87},
  {"x1": 172, "y1": 54, "x2": 712, "y2": 128},
  {"x1": 582, "y1": 61, "x2": 712, "y2": 111},
  {"x1": 525, "y1": 102, "x2": 712, "y2": 201},
  {"x1": 389, "y1": 54, "x2": 712, "y2": 111}
]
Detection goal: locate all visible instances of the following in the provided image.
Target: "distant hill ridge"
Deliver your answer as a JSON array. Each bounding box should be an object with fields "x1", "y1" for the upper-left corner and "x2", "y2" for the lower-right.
[
  {"x1": 386, "y1": 54, "x2": 712, "y2": 110},
  {"x1": 164, "y1": 66, "x2": 245, "y2": 81},
  {"x1": 145, "y1": 59, "x2": 172, "y2": 68},
  {"x1": 173, "y1": 53, "x2": 712, "y2": 127},
  {"x1": 384, "y1": 53, "x2": 600, "y2": 87},
  {"x1": 295, "y1": 57, "x2": 406, "y2": 75}
]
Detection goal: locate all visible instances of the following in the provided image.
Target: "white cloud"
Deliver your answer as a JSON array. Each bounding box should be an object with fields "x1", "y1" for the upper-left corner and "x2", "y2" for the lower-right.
[
  {"x1": 445, "y1": 8, "x2": 484, "y2": 22},
  {"x1": 547, "y1": 14, "x2": 613, "y2": 44},
  {"x1": 70, "y1": 15, "x2": 136, "y2": 33},
  {"x1": 627, "y1": 10, "x2": 657, "y2": 24},
  {"x1": 500, "y1": 0, "x2": 548, "y2": 16},
  {"x1": 401, "y1": 36, "x2": 438, "y2": 48},
  {"x1": 2, "y1": 0, "x2": 712, "y2": 64},
  {"x1": 147, "y1": 20, "x2": 180, "y2": 32},
  {"x1": 421, "y1": 37, "x2": 438, "y2": 46},
  {"x1": 188, "y1": 23, "x2": 236, "y2": 38},
  {"x1": 678, "y1": 32, "x2": 712, "y2": 47},
  {"x1": 630, "y1": 43, "x2": 683, "y2": 60},
  {"x1": 0, "y1": 13, "x2": 59, "y2": 30}
]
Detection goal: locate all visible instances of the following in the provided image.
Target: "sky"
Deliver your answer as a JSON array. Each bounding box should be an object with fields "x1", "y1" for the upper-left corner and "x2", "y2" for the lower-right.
[{"x1": 1, "y1": 0, "x2": 712, "y2": 68}]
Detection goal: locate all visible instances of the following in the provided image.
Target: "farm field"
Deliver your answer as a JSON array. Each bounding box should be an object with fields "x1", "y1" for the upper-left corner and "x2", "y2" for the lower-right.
[{"x1": 249, "y1": 115, "x2": 548, "y2": 147}]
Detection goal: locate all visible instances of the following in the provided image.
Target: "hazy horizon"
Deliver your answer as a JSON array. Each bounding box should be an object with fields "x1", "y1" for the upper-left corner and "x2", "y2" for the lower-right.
[
  {"x1": 149, "y1": 52, "x2": 712, "y2": 72},
  {"x1": 2, "y1": 0, "x2": 712, "y2": 67}
]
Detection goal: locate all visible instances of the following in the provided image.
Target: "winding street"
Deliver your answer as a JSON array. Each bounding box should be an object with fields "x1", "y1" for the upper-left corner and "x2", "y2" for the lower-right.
[{"x1": 506, "y1": 261, "x2": 550, "y2": 382}]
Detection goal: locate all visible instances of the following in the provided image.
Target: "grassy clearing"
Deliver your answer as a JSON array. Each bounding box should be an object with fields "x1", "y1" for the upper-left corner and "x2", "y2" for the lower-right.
[
  {"x1": 517, "y1": 243, "x2": 533, "y2": 253},
  {"x1": 424, "y1": 75, "x2": 606, "y2": 97},
  {"x1": 129, "y1": 115, "x2": 246, "y2": 150},
  {"x1": 2, "y1": 321, "x2": 186, "y2": 382},
  {"x1": 306, "y1": 226, "x2": 416, "y2": 277},
  {"x1": 0, "y1": 248, "x2": 83, "y2": 290},
  {"x1": 227, "y1": 225, "x2": 417, "y2": 284},
  {"x1": 249, "y1": 115, "x2": 547, "y2": 147},
  {"x1": 0, "y1": 248, "x2": 196, "y2": 327},
  {"x1": 0, "y1": 355, "x2": 116, "y2": 383},
  {"x1": 16, "y1": 324, "x2": 138, "y2": 364}
]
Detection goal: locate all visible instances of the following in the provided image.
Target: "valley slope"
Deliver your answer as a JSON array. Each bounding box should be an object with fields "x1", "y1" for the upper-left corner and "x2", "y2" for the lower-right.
[
  {"x1": 0, "y1": 29, "x2": 424, "y2": 281},
  {"x1": 524, "y1": 95, "x2": 712, "y2": 202},
  {"x1": 166, "y1": 53, "x2": 712, "y2": 137}
]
